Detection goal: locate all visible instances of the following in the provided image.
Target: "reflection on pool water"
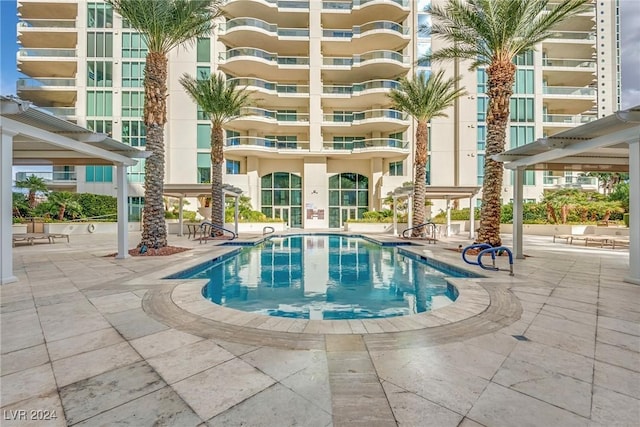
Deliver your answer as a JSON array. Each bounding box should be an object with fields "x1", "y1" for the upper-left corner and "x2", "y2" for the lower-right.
[{"x1": 169, "y1": 235, "x2": 475, "y2": 320}]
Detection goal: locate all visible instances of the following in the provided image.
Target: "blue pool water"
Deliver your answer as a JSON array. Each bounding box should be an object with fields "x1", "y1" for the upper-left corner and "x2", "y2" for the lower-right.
[{"x1": 167, "y1": 235, "x2": 476, "y2": 320}]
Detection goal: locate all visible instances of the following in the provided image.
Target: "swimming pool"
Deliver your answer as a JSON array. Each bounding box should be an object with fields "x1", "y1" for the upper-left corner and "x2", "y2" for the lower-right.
[{"x1": 167, "y1": 234, "x2": 477, "y2": 320}]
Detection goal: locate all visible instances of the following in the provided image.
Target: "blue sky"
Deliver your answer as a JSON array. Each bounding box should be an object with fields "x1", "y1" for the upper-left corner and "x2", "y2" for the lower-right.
[{"x1": 1, "y1": 0, "x2": 639, "y2": 107}]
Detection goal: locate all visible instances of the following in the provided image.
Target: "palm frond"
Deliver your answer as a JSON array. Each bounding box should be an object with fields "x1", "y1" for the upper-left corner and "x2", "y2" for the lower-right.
[{"x1": 106, "y1": 0, "x2": 222, "y2": 53}]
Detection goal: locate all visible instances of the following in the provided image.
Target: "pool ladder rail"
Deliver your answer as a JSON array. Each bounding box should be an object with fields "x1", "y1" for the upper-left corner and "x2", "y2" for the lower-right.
[
  {"x1": 197, "y1": 221, "x2": 237, "y2": 243},
  {"x1": 402, "y1": 222, "x2": 438, "y2": 243},
  {"x1": 462, "y1": 243, "x2": 514, "y2": 276},
  {"x1": 262, "y1": 226, "x2": 275, "y2": 236}
]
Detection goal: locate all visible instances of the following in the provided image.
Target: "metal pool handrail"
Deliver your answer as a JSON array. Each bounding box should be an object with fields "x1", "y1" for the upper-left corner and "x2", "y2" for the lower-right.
[
  {"x1": 402, "y1": 222, "x2": 437, "y2": 241},
  {"x1": 198, "y1": 221, "x2": 237, "y2": 243},
  {"x1": 262, "y1": 226, "x2": 275, "y2": 235},
  {"x1": 462, "y1": 243, "x2": 514, "y2": 276}
]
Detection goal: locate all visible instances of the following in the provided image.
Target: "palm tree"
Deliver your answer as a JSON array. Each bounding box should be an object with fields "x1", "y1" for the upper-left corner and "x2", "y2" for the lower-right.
[
  {"x1": 106, "y1": 0, "x2": 222, "y2": 248},
  {"x1": 180, "y1": 73, "x2": 251, "y2": 228},
  {"x1": 389, "y1": 70, "x2": 466, "y2": 237},
  {"x1": 15, "y1": 174, "x2": 48, "y2": 209},
  {"x1": 41, "y1": 192, "x2": 83, "y2": 220},
  {"x1": 426, "y1": 0, "x2": 588, "y2": 246}
]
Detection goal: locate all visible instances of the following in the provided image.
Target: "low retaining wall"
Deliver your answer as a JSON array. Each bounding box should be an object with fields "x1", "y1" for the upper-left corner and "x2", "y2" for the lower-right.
[
  {"x1": 44, "y1": 222, "x2": 141, "y2": 235},
  {"x1": 499, "y1": 224, "x2": 629, "y2": 236},
  {"x1": 12, "y1": 224, "x2": 28, "y2": 234}
]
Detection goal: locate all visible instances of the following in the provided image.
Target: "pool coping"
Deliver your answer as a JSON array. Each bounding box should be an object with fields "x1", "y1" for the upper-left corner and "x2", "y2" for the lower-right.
[{"x1": 136, "y1": 233, "x2": 523, "y2": 349}]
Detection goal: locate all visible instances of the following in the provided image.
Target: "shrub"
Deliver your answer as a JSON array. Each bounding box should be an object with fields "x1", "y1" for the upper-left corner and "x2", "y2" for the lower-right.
[{"x1": 75, "y1": 193, "x2": 117, "y2": 218}]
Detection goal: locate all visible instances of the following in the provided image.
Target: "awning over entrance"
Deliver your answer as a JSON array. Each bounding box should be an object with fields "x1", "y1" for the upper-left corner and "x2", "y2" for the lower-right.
[
  {"x1": 1, "y1": 95, "x2": 147, "y2": 284},
  {"x1": 389, "y1": 185, "x2": 481, "y2": 238},
  {"x1": 494, "y1": 105, "x2": 640, "y2": 285}
]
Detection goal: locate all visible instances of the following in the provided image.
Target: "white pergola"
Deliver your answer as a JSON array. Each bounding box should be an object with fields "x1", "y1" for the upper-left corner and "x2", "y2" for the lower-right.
[
  {"x1": 494, "y1": 105, "x2": 640, "y2": 285},
  {"x1": 390, "y1": 185, "x2": 481, "y2": 238},
  {"x1": 1, "y1": 96, "x2": 147, "y2": 285},
  {"x1": 163, "y1": 183, "x2": 243, "y2": 236}
]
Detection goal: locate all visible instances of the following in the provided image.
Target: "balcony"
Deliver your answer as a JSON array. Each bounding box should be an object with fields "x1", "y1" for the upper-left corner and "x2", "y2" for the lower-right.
[
  {"x1": 40, "y1": 106, "x2": 77, "y2": 120},
  {"x1": 228, "y1": 107, "x2": 309, "y2": 132},
  {"x1": 15, "y1": 169, "x2": 77, "y2": 189},
  {"x1": 322, "y1": 109, "x2": 408, "y2": 133},
  {"x1": 322, "y1": 21, "x2": 410, "y2": 55},
  {"x1": 223, "y1": 0, "x2": 308, "y2": 27},
  {"x1": 322, "y1": 50, "x2": 409, "y2": 82},
  {"x1": 17, "y1": 77, "x2": 77, "y2": 105},
  {"x1": 224, "y1": 136, "x2": 311, "y2": 157},
  {"x1": 543, "y1": 175, "x2": 598, "y2": 190},
  {"x1": 322, "y1": 0, "x2": 410, "y2": 28},
  {"x1": 545, "y1": 31, "x2": 595, "y2": 41},
  {"x1": 543, "y1": 114, "x2": 597, "y2": 130},
  {"x1": 322, "y1": 138, "x2": 410, "y2": 159},
  {"x1": 219, "y1": 18, "x2": 308, "y2": 55},
  {"x1": 228, "y1": 77, "x2": 309, "y2": 108},
  {"x1": 543, "y1": 86, "x2": 596, "y2": 112},
  {"x1": 18, "y1": 18, "x2": 77, "y2": 49},
  {"x1": 322, "y1": 79, "x2": 399, "y2": 108},
  {"x1": 542, "y1": 58, "x2": 595, "y2": 69},
  {"x1": 218, "y1": 48, "x2": 308, "y2": 81},
  {"x1": 17, "y1": 48, "x2": 77, "y2": 77}
]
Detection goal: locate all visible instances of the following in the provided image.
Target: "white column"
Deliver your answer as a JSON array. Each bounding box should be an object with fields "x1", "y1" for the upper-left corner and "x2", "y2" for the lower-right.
[
  {"x1": 234, "y1": 195, "x2": 239, "y2": 236},
  {"x1": 445, "y1": 197, "x2": 451, "y2": 237},
  {"x1": 625, "y1": 140, "x2": 639, "y2": 285},
  {"x1": 513, "y1": 167, "x2": 525, "y2": 259},
  {"x1": 407, "y1": 195, "x2": 412, "y2": 228},
  {"x1": 392, "y1": 195, "x2": 398, "y2": 236},
  {"x1": 1, "y1": 130, "x2": 18, "y2": 284},
  {"x1": 115, "y1": 163, "x2": 129, "y2": 259},
  {"x1": 177, "y1": 196, "x2": 184, "y2": 237},
  {"x1": 469, "y1": 196, "x2": 476, "y2": 240}
]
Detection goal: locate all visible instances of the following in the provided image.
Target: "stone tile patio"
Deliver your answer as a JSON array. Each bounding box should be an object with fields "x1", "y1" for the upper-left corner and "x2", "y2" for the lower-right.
[{"x1": 1, "y1": 232, "x2": 638, "y2": 426}]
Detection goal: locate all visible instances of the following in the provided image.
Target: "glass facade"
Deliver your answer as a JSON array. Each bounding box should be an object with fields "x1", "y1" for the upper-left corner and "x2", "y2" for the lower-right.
[
  {"x1": 328, "y1": 173, "x2": 369, "y2": 228},
  {"x1": 261, "y1": 173, "x2": 303, "y2": 228},
  {"x1": 85, "y1": 165, "x2": 113, "y2": 182}
]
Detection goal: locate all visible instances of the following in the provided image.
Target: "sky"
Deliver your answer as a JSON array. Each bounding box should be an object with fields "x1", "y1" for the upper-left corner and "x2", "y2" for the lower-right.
[{"x1": 1, "y1": 0, "x2": 639, "y2": 107}]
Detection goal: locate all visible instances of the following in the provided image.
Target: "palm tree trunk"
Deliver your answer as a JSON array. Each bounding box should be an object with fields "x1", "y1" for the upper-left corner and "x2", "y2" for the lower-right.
[
  {"x1": 412, "y1": 121, "x2": 428, "y2": 237},
  {"x1": 28, "y1": 192, "x2": 36, "y2": 209},
  {"x1": 210, "y1": 123, "x2": 225, "y2": 229},
  {"x1": 477, "y1": 61, "x2": 516, "y2": 246},
  {"x1": 140, "y1": 52, "x2": 168, "y2": 248}
]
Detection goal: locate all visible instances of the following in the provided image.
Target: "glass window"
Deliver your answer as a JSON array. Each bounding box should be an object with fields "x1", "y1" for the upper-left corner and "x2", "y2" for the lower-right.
[
  {"x1": 514, "y1": 69, "x2": 534, "y2": 94},
  {"x1": 127, "y1": 159, "x2": 145, "y2": 183},
  {"x1": 261, "y1": 172, "x2": 303, "y2": 227},
  {"x1": 85, "y1": 165, "x2": 113, "y2": 182},
  {"x1": 87, "y1": 32, "x2": 113, "y2": 57},
  {"x1": 86, "y1": 119, "x2": 112, "y2": 136},
  {"x1": 510, "y1": 98, "x2": 535, "y2": 122},
  {"x1": 477, "y1": 125, "x2": 486, "y2": 150},
  {"x1": 273, "y1": 172, "x2": 290, "y2": 189},
  {"x1": 196, "y1": 66, "x2": 211, "y2": 81},
  {"x1": 122, "y1": 62, "x2": 144, "y2": 87},
  {"x1": 477, "y1": 97, "x2": 488, "y2": 121},
  {"x1": 128, "y1": 196, "x2": 144, "y2": 221},
  {"x1": 513, "y1": 50, "x2": 534, "y2": 66},
  {"x1": 88, "y1": 2, "x2": 113, "y2": 28},
  {"x1": 389, "y1": 160, "x2": 403, "y2": 176},
  {"x1": 87, "y1": 61, "x2": 112, "y2": 87},
  {"x1": 197, "y1": 153, "x2": 210, "y2": 183},
  {"x1": 226, "y1": 160, "x2": 240, "y2": 174},
  {"x1": 197, "y1": 38, "x2": 211, "y2": 62},
  {"x1": 477, "y1": 154, "x2": 485, "y2": 185},
  {"x1": 121, "y1": 120, "x2": 146, "y2": 147},
  {"x1": 86, "y1": 91, "x2": 113, "y2": 116},
  {"x1": 477, "y1": 69, "x2": 487, "y2": 94},
  {"x1": 510, "y1": 170, "x2": 536, "y2": 186},
  {"x1": 509, "y1": 125, "x2": 535, "y2": 149},
  {"x1": 122, "y1": 33, "x2": 148, "y2": 58},
  {"x1": 197, "y1": 124, "x2": 211, "y2": 149},
  {"x1": 121, "y1": 91, "x2": 144, "y2": 117}
]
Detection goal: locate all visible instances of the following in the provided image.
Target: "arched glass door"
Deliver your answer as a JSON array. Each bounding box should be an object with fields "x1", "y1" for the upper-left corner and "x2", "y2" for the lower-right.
[
  {"x1": 261, "y1": 172, "x2": 302, "y2": 228},
  {"x1": 328, "y1": 173, "x2": 369, "y2": 228}
]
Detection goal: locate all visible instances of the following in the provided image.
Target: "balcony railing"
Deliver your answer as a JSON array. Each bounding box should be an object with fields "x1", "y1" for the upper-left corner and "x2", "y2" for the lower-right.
[
  {"x1": 228, "y1": 78, "x2": 309, "y2": 94},
  {"x1": 543, "y1": 175, "x2": 598, "y2": 187},
  {"x1": 322, "y1": 138, "x2": 408, "y2": 150},
  {"x1": 542, "y1": 58, "x2": 595, "y2": 68},
  {"x1": 543, "y1": 86, "x2": 596, "y2": 96},
  {"x1": 323, "y1": 79, "x2": 400, "y2": 94},
  {"x1": 323, "y1": 50, "x2": 409, "y2": 66},
  {"x1": 18, "y1": 19, "x2": 76, "y2": 28},
  {"x1": 323, "y1": 0, "x2": 409, "y2": 10},
  {"x1": 546, "y1": 31, "x2": 595, "y2": 40},
  {"x1": 323, "y1": 21, "x2": 409, "y2": 38},
  {"x1": 323, "y1": 109, "x2": 407, "y2": 123},
  {"x1": 17, "y1": 77, "x2": 76, "y2": 88},
  {"x1": 543, "y1": 114, "x2": 597, "y2": 124},
  {"x1": 225, "y1": 136, "x2": 310, "y2": 150},
  {"x1": 15, "y1": 170, "x2": 77, "y2": 182},
  {"x1": 221, "y1": 48, "x2": 309, "y2": 65},
  {"x1": 239, "y1": 107, "x2": 309, "y2": 122},
  {"x1": 40, "y1": 107, "x2": 76, "y2": 117},
  {"x1": 221, "y1": 18, "x2": 309, "y2": 37},
  {"x1": 18, "y1": 48, "x2": 77, "y2": 58}
]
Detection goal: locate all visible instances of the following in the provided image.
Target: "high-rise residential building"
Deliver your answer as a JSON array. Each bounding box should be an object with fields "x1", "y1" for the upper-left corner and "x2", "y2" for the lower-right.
[{"x1": 15, "y1": 0, "x2": 620, "y2": 228}]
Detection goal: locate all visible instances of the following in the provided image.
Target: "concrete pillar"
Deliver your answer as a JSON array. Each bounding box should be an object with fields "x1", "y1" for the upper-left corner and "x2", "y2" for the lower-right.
[
  {"x1": 445, "y1": 197, "x2": 451, "y2": 237},
  {"x1": 177, "y1": 196, "x2": 184, "y2": 236},
  {"x1": 115, "y1": 163, "x2": 129, "y2": 259},
  {"x1": 625, "y1": 140, "x2": 639, "y2": 284},
  {"x1": 513, "y1": 167, "x2": 525, "y2": 259},
  {"x1": 234, "y1": 195, "x2": 239, "y2": 236},
  {"x1": 469, "y1": 195, "x2": 476, "y2": 240},
  {"x1": 1, "y1": 130, "x2": 18, "y2": 284},
  {"x1": 393, "y1": 195, "x2": 398, "y2": 236}
]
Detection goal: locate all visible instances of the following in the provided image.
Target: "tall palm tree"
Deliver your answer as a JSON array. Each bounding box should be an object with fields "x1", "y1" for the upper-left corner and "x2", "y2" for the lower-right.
[
  {"x1": 106, "y1": 0, "x2": 222, "y2": 248},
  {"x1": 42, "y1": 191, "x2": 83, "y2": 221},
  {"x1": 389, "y1": 70, "x2": 466, "y2": 237},
  {"x1": 15, "y1": 174, "x2": 48, "y2": 209},
  {"x1": 426, "y1": 0, "x2": 588, "y2": 246},
  {"x1": 180, "y1": 73, "x2": 251, "y2": 227}
]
